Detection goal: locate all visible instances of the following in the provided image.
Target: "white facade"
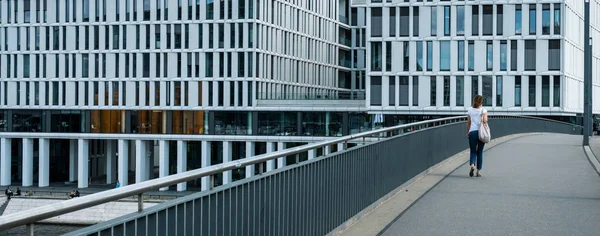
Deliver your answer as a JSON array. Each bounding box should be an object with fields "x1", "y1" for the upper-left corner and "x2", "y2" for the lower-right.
[
  {"x1": 0, "y1": 0, "x2": 354, "y2": 190},
  {"x1": 357, "y1": 0, "x2": 600, "y2": 116}
]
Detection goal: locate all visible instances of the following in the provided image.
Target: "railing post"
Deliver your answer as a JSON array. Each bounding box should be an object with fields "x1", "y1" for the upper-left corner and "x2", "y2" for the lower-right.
[
  {"x1": 138, "y1": 193, "x2": 143, "y2": 212},
  {"x1": 26, "y1": 224, "x2": 34, "y2": 236}
]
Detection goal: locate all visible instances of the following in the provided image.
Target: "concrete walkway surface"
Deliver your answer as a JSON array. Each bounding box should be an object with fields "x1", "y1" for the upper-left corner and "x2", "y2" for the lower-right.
[{"x1": 380, "y1": 134, "x2": 600, "y2": 236}]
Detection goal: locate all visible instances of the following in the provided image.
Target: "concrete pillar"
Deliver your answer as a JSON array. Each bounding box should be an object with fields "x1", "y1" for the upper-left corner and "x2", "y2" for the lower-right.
[
  {"x1": 38, "y1": 139, "x2": 50, "y2": 187},
  {"x1": 159, "y1": 140, "x2": 169, "y2": 191},
  {"x1": 308, "y1": 149, "x2": 316, "y2": 160},
  {"x1": 106, "y1": 140, "x2": 117, "y2": 184},
  {"x1": 177, "y1": 140, "x2": 187, "y2": 191},
  {"x1": 222, "y1": 141, "x2": 232, "y2": 185},
  {"x1": 324, "y1": 145, "x2": 331, "y2": 156},
  {"x1": 69, "y1": 140, "x2": 78, "y2": 182},
  {"x1": 277, "y1": 142, "x2": 285, "y2": 168},
  {"x1": 266, "y1": 142, "x2": 276, "y2": 171},
  {"x1": 22, "y1": 138, "x2": 34, "y2": 187},
  {"x1": 118, "y1": 139, "x2": 129, "y2": 186},
  {"x1": 78, "y1": 139, "x2": 89, "y2": 188},
  {"x1": 0, "y1": 138, "x2": 11, "y2": 185},
  {"x1": 245, "y1": 142, "x2": 255, "y2": 178},
  {"x1": 337, "y1": 143, "x2": 345, "y2": 152},
  {"x1": 201, "y1": 141, "x2": 211, "y2": 191},
  {"x1": 135, "y1": 140, "x2": 147, "y2": 183}
]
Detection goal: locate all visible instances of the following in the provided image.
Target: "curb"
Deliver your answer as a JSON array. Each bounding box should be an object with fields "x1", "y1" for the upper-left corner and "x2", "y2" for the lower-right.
[{"x1": 583, "y1": 146, "x2": 600, "y2": 175}]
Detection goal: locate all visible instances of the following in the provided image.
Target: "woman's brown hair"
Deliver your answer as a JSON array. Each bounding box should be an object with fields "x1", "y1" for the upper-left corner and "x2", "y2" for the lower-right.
[{"x1": 472, "y1": 95, "x2": 483, "y2": 108}]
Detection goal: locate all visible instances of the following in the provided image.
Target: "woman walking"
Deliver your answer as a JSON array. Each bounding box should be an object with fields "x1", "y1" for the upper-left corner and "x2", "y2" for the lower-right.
[{"x1": 466, "y1": 95, "x2": 488, "y2": 177}]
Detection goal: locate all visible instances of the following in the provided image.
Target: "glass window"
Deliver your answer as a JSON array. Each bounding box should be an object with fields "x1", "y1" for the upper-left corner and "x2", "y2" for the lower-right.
[
  {"x1": 553, "y1": 76, "x2": 560, "y2": 106},
  {"x1": 431, "y1": 6, "x2": 437, "y2": 36},
  {"x1": 24, "y1": 54, "x2": 30, "y2": 78},
  {"x1": 443, "y1": 76, "x2": 450, "y2": 106},
  {"x1": 144, "y1": 0, "x2": 150, "y2": 20},
  {"x1": 386, "y1": 42, "x2": 392, "y2": 72},
  {"x1": 399, "y1": 76, "x2": 409, "y2": 106},
  {"x1": 500, "y1": 41, "x2": 507, "y2": 71},
  {"x1": 482, "y1": 5, "x2": 492, "y2": 35},
  {"x1": 389, "y1": 77, "x2": 396, "y2": 106},
  {"x1": 472, "y1": 5, "x2": 479, "y2": 36},
  {"x1": 457, "y1": 6, "x2": 464, "y2": 36},
  {"x1": 390, "y1": 8, "x2": 396, "y2": 37},
  {"x1": 458, "y1": 41, "x2": 465, "y2": 71},
  {"x1": 554, "y1": 4, "x2": 561, "y2": 35},
  {"x1": 371, "y1": 42, "x2": 382, "y2": 71},
  {"x1": 207, "y1": 0, "x2": 214, "y2": 19},
  {"x1": 426, "y1": 41, "x2": 432, "y2": 71},
  {"x1": 548, "y1": 39, "x2": 560, "y2": 70},
  {"x1": 468, "y1": 40, "x2": 474, "y2": 71},
  {"x1": 486, "y1": 41, "x2": 493, "y2": 71},
  {"x1": 529, "y1": 4, "x2": 536, "y2": 35},
  {"x1": 529, "y1": 76, "x2": 536, "y2": 107},
  {"x1": 403, "y1": 41, "x2": 409, "y2": 72},
  {"x1": 456, "y1": 76, "x2": 464, "y2": 106},
  {"x1": 399, "y1": 7, "x2": 409, "y2": 36},
  {"x1": 525, "y1": 40, "x2": 536, "y2": 71},
  {"x1": 370, "y1": 76, "x2": 382, "y2": 106},
  {"x1": 430, "y1": 76, "x2": 437, "y2": 106},
  {"x1": 113, "y1": 25, "x2": 119, "y2": 49},
  {"x1": 412, "y1": 76, "x2": 418, "y2": 106},
  {"x1": 542, "y1": 76, "x2": 550, "y2": 107},
  {"x1": 496, "y1": 76, "x2": 503, "y2": 106},
  {"x1": 413, "y1": 7, "x2": 419, "y2": 37},
  {"x1": 205, "y1": 53, "x2": 213, "y2": 77},
  {"x1": 440, "y1": 41, "x2": 450, "y2": 71},
  {"x1": 482, "y1": 76, "x2": 492, "y2": 106},
  {"x1": 371, "y1": 8, "x2": 382, "y2": 37},
  {"x1": 515, "y1": 76, "x2": 521, "y2": 106},
  {"x1": 542, "y1": 4, "x2": 550, "y2": 35},
  {"x1": 472, "y1": 76, "x2": 478, "y2": 98},
  {"x1": 497, "y1": 5, "x2": 503, "y2": 35},
  {"x1": 515, "y1": 5, "x2": 522, "y2": 35},
  {"x1": 82, "y1": 54, "x2": 89, "y2": 78},
  {"x1": 443, "y1": 6, "x2": 450, "y2": 36},
  {"x1": 510, "y1": 40, "x2": 517, "y2": 71},
  {"x1": 416, "y1": 41, "x2": 423, "y2": 71}
]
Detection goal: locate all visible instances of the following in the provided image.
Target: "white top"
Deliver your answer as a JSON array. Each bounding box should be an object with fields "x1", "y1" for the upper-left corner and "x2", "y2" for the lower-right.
[{"x1": 467, "y1": 107, "x2": 487, "y2": 132}]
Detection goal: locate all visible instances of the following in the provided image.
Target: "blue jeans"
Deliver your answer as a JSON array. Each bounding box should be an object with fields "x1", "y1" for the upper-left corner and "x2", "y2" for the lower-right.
[{"x1": 469, "y1": 131, "x2": 485, "y2": 170}]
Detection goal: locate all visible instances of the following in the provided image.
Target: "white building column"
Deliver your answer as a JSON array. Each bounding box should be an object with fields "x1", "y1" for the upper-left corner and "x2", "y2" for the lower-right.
[
  {"x1": 159, "y1": 140, "x2": 169, "y2": 191},
  {"x1": 201, "y1": 141, "x2": 211, "y2": 191},
  {"x1": 0, "y1": 138, "x2": 11, "y2": 186},
  {"x1": 177, "y1": 140, "x2": 187, "y2": 191},
  {"x1": 38, "y1": 138, "x2": 50, "y2": 187},
  {"x1": 135, "y1": 140, "x2": 147, "y2": 183},
  {"x1": 22, "y1": 138, "x2": 34, "y2": 187},
  {"x1": 324, "y1": 145, "x2": 331, "y2": 155},
  {"x1": 222, "y1": 141, "x2": 232, "y2": 185},
  {"x1": 106, "y1": 140, "x2": 117, "y2": 184},
  {"x1": 337, "y1": 143, "x2": 345, "y2": 152},
  {"x1": 118, "y1": 139, "x2": 129, "y2": 186},
  {"x1": 266, "y1": 142, "x2": 276, "y2": 171},
  {"x1": 69, "y1": 139, "x2": 78, "y2": 182},
  {"x1": 277, "y1": 142, "x2": 285, "y2": 168},
  {"x1": 245, "y1": 142, "x2": 255, "y2": 178},
  {"x1": 78, "y1": 139, "x2": 89, "y2": 189},
  {"x1": 308, "y1": 149, "x2": 316, "y2": 160}
]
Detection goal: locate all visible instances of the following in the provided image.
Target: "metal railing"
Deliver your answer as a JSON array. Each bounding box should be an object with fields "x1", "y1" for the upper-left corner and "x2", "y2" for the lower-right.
[
  {"x1": 0, "y1": 115, "x2": 582, "y2": 234},
  {"x1": 258, "y1": 91, "x2": 366, "y2": 100}
]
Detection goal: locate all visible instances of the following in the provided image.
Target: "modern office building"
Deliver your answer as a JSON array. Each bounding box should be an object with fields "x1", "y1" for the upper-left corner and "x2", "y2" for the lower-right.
[
  {"x1": 354, "y1": 0, "x2": 600, "y2": 119},
  {"x1": 0, "y1": 0, "x2": 597, "y2": 191}
]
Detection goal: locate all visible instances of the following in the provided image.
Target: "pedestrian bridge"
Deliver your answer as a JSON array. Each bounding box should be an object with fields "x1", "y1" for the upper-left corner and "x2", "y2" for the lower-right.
[{"x1": 1, "y1": 116, "x2": 599, "y2": 236}]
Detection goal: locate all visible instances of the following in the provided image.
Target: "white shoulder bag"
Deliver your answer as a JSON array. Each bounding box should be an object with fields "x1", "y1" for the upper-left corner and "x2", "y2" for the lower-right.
[{"x1": 478, "y1": 109, "x2": 491, "y2": 143}]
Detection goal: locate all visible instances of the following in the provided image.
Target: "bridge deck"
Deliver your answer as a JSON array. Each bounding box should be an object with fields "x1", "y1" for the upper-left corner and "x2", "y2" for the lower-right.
[{"x1": 380, "y1": 134, "x2": 600, "y2": 236}]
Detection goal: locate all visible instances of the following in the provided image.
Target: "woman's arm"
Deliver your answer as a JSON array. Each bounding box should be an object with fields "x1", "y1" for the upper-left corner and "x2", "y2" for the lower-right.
[
  {"x1": 482, "y1": 111, "x2": 488, "y2": 124},
  {"x1": 466, "y1": 115, "x2": 471, "y2": 137}
]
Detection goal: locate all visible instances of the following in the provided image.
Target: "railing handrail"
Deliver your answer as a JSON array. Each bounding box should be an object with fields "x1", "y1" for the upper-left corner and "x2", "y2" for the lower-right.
[{"x1": 0, "y1": 115, "x2": 580, "y2": 230}]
